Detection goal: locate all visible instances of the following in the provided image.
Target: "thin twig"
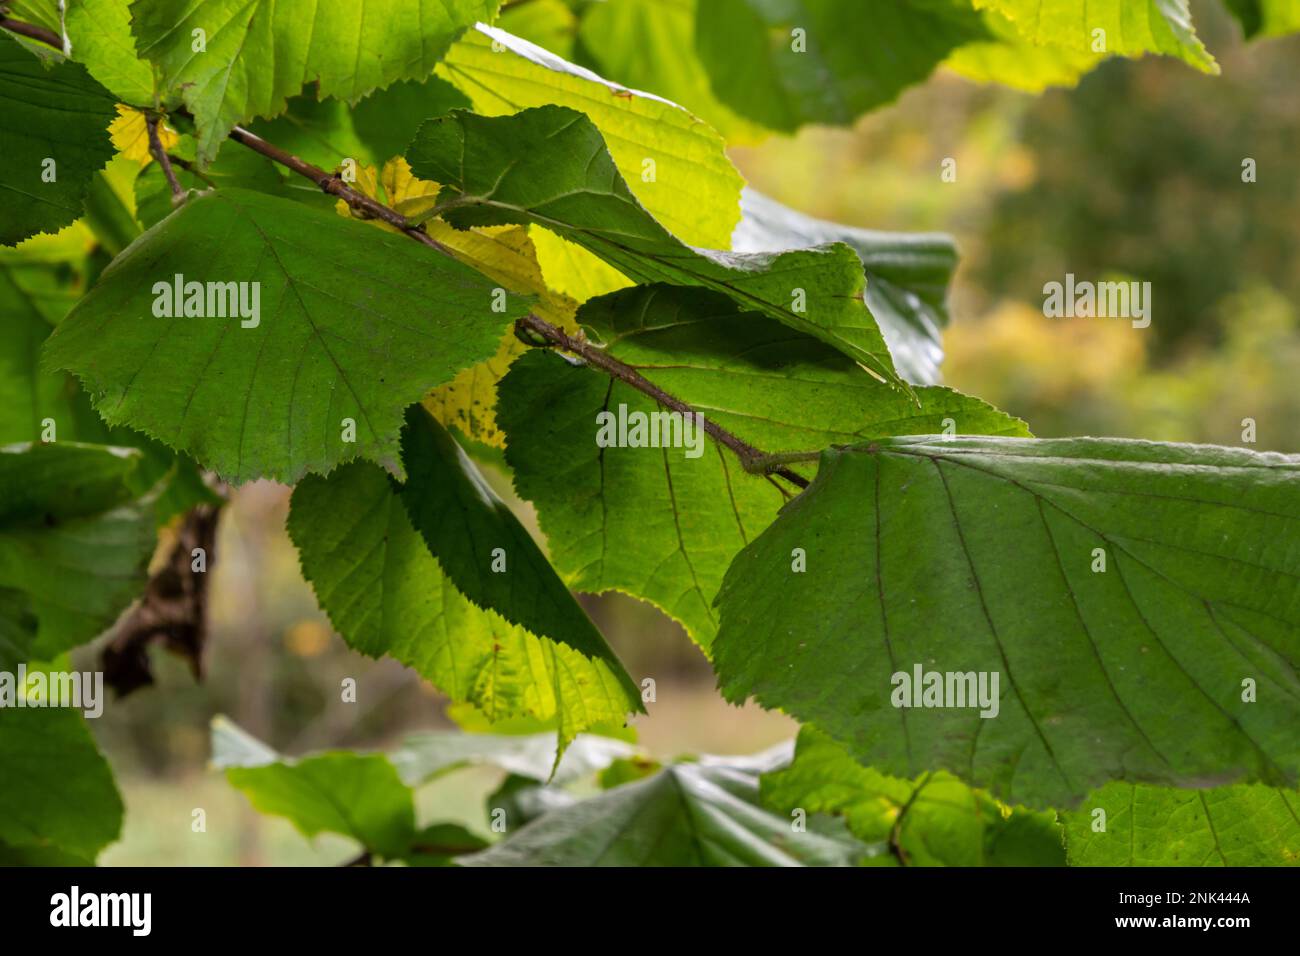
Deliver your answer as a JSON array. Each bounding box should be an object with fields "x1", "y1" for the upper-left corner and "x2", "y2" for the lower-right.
[
  {"x1": 3, "y1": 13, "x2": 814, "y2": 490},
  {"x1": 147, "y1": 115, "x2": 185, "y2": 204},
  {"x1": 516, "y1": 314, "x2": 810, "y2": 489},
  {"x1": 1, "y1": 16, "x2": 60, "y2": 48},
  {"x1": 227, "y1": 125, "x2": 454, "y2": 254}
]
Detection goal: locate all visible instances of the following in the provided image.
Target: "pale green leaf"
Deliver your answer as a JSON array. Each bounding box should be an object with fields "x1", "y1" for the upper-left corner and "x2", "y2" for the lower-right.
[
  {"x1": 0, "y1": 441, "x2": 156, "y2": 663},
  {"x1": 763, "y1": 727, "x2": 1065, "y2": 866},
  {"x1": 288, "y1": 458, "x2": 639, "y2": 749},
  {"x1": 436, "y1": 24, "x2": 743, "y2": 251},
  {"x1": 129, "y1": 0, "x2": 500, "y2": 164},
  {"x1": 577, "y1": 0, "x2": 769, "y2": 144},
  {"x1": 973, "y1": 0, "x2": 1218, "y2": 73},
  {"x1": 66, "y1": 0, "x2": 154, "y2": 104}
]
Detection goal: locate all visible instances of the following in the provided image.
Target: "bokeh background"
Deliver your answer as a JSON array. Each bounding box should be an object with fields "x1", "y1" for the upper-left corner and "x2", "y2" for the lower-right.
[{"x1": 84, "y1": 0, "x2": 1300, "y2": 864}]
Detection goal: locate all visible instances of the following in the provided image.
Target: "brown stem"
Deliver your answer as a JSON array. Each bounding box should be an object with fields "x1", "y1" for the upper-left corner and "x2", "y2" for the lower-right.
[
  {"x1": 1, "y1": 16, "x2": 60, "y2": 48},
  {"x1": 226, "y1": 128, "x2": 809, "y2": 488},
  {"x1": 2, "y1": 13, "x2": 813, "y2": 491},
  {"x1": 517, "y1": 314, "x2": 810, "y2": 489},
  {"x1": 227, "y1": 125, "x2": 454, "y2": 254},
  {"x1": 147, "y1": 115, "x2": 185, "y2": 203}
]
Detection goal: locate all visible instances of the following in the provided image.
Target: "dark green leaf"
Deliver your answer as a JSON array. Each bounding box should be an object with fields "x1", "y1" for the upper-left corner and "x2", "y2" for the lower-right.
[
  {"x1": 694, "y1": 0, "x2": 987, "y2": 132},
  {"x1": 0, "y1": 442, "x2": 157, "y2": 663},
  {"x1": 400, "y1": 405, "x2": 635, "y2": 686},
  {"x1": 714, "y1": 436, "x2": 1300, "y2": 807},
  {"x1": 0, "y1": 32, "x2": 117, "y2": 245},
  {"x1": 1067, "y1": 780, "x2": 1300, "y2": 865},
  {"x1": 0, "y1": 706, "x2": 123, "y2": 860}
]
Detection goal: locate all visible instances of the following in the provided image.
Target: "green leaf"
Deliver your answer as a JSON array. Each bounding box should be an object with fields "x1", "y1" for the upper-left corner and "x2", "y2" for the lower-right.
[
  {"x1": 436, "y1": 24, "x2": 743, "y2": 251},
  {"x1": 66, "y1": 0, "x2": 155, "y2": 104},
  {"x1": 763, "y1": 727, "x2": 1065, "y2": 866},
  {"x1": 1, "y1": 246, "x2": 219, "y2": 523},
  {"x1": 1067, "y1": 780, "x2": 1300, "y2": 865},
  {"x1": 389, "y1": 730, "x2": 637, "y2": 786},
  {"x1": 0, "y1": 706, "x2": 124, "y2": 860},
  {"x1": 408, "y1": 105, "x2": 905, "y2": 389},
  {"x1": 943, "y1": 6, "x2": 1102, "y2": 92},
  {"x1": 398, "y1": 822, "x2": 489, "y2": 866},
  {"x1": 694, "y1": 0, "x2": 988, "y2": 133},
  {"x1": 734, "y1": 189, "x2": 958, "y2": 386},
  {"x1": 44, "y1": 188, "x2": 532, "y2": 484},
  {"x1": 1, "y1": 262, "x2": 84, "y2": 444},
  {"x1": 713, "y1": 436, "x2": 1300, "y2": 808},
  {"x1": 350, "y1": 76, "x2": 471, "y2": 164},
  {"x1": 288, "y1": 459, "x2": 639, "y2": 749},
  {"x1": 972, "y1": 0, "x2": 1218, "y2": 73},
  {"x1": 498, "y1": 286, "x2": 1026, "y2": 648},
  {"x1": 1222, "y1": 0, "x2": 1300, "y2": 38},
  {"x1": 576, "y1": 0, "x2": 769, "y2": 144},
  {"x1": 129, "y1": 0, "x2": 500, "y2": 164},
  {"x1": 0, "y1": 442, "x2": 157, "y2": 663},
  {"x1": 500, "y1": 348, "x2": 784, "y2": 650},
  {"x1": 243, "y1": 75, "x2": 470, "y2": 174},
  {"x1": 134, "y1": 145, "x2": 288, "y2": 229},
  {"x1": 212, "y1": 717, "x2": 416, "y2": 858},
  {"x1": 462, "y1": 755, "x2": 869, "y2": 866},
  {"x1": 400, "y1": 405, "x2": 634, "y2": 684},
  {"x1": 497, "y1": 0, "x2": 578, "y2": 58},
  {"x1": 0, "y1": 31, "x2": 117, "y2": 245}
]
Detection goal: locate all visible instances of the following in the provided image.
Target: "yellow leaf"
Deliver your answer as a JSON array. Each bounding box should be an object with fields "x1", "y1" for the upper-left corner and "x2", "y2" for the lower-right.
[
  {"x1": 109, "y1": 106, "x2": 178, "y2": 166},
  {"x1": 337, "y1": 159, "x2": 580, "y2": 448}
]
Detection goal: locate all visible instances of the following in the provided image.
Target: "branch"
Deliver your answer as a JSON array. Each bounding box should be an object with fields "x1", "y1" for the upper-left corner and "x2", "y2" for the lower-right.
[
  {"x1": 226, "y1": 126, "x2": 454, "y2": 254},
  {"x1": 2, "y1": 14, "x2": 813, "y2": 490},
  {"x1": 1, "y1": 16, "x2": 60, "y2": 48},
  {"x1": 516, "y1": 314, "x2": 810, "y2": 488},
  {"x1": 147, "y1": 114, "x2": 185, "y2": 204}
]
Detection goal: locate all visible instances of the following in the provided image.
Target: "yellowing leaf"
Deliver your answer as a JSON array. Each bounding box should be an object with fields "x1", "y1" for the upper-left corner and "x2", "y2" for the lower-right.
[
  {"x1": 108, "y1": 106, "x2": 178, "y2": 166},
  {"x1": 336, "y1": 159, "x2": 580, "y2": 447}
]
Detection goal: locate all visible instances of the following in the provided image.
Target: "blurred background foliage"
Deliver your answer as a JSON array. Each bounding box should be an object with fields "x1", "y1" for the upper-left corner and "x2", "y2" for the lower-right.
[{"x1": 43, "y1": 0, "x2": 1298, "y2": 863}]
